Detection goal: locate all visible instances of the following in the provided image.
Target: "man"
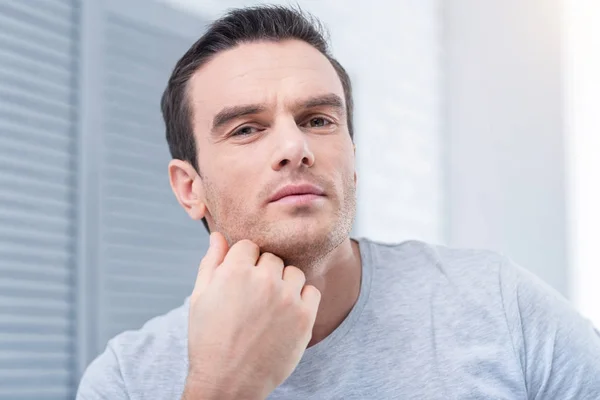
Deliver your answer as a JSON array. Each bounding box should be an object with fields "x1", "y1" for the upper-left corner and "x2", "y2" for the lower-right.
[{"x1": 77, "y1": 5, "x2": 600, "y2": 399}]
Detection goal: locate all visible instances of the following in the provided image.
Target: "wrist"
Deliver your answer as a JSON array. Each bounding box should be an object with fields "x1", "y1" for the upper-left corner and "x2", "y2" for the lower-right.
[
  {"x1": 183, "y1": 370, "x2": 264, "y2": 400},
  {"x1": 182, "y1": 371, "x2": 227, "y2": 400}
]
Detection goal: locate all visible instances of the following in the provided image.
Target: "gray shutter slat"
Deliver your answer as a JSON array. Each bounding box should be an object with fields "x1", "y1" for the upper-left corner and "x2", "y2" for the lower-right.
[
  {"x1": 0, "y1": 84, "x2": 73, "y2": 118},
  {"x1": 0, "y1": 103, "x2": 72, "y2": 127},
  {"x1": 0, "y1": 198, "x2": 71, "y2": 221},
  {"x1": 0, "y1": 374, "x2": 70, "y2": 395},
  {"x1": 106, "y1": 226, "x2": 200, "y2": 247},
  {"x1": 0, "y1": 118, "x2": 72, "y2": 147},
  {"x1": 105, "y1": 99, "x2": 164, "y2": 127},
  {"x1": 0, "y1": 385, "x2": 71, "y2": 400},
  {"x1": 0, "y1": 136, "x2": 72, "y2": 167},
  {"x1": 0, "y1": 352, "x2": 70, "y2": 369},
  {"x1": 104, "y1": 122, "x2": 168, "y2": 148},
  {"x1": 0, "y1": 248, "x2": 70, "y2": 267},
  {"x1": 105, "y1": 164, "x2": 168, "y2": 189},
  {"x1": 0, "y1": 265, "x2": 71, "y2": 286},
  {"x1": 0, "y1": 0, "x2": 78, "y2": 397},
  {"x1": 104, "y1": 136, "x2": 169, "y2": 164},
  {"x1": 0, "y1": 172, "x2": 74, "y2": 201},
  {"x1": 103, "y1": 211, "x2": 199, "y2": 237},
  {"x1": 0, "y1": 276, "x2": 71, "y2": 298},
  {"x1": 103, "y1": 196, "x2": 182, "y2": 219},
  {"x1": 0, "y1": 47, "x2": 72, "y2": 82},
  {"x1": 0, "y1": 2, "x2": 75, "y2": 36},
  {"x1": 106, "y1": 259, "x2": 196, "y2": 280},
  {"x1": 0, "y1": 332, "x2": 70, "y2": 353},
  {"x1": 0, "y1": 69, "x2": 72, "y2": 104},
  {"x1": 0, "y1": 12, "x2": 73, "y2": 52},
  {"x1": 104, "y1": 79, "x2": 160, "y2": 110},
  {"x1": 106, "y1": 51, "x2": 175, "y2": 82},
  {"x1": 107, "y1": 292, "x2": 188, "y2": 312},
  {"x1": 105, "y1": 241, "x2": 198, "y2": 261},
  {"x1": 0, "y1": 231, "x2": 71, "y2": 253},
  {"x1": 0, "y1": 154, "x2": 72, "y2": 180},
  {"x1": 0, "y1": 32, "x2": 72, "y2": 68},
  {"x1": 0, "y1": 186, "x2": 71, "y2": 210},
  {"x1": 107, "y1": 277, "x2": 191, "y2": 295},
  {"x1": 20, "y1": 0, "x2": 77, "y2": 18}
]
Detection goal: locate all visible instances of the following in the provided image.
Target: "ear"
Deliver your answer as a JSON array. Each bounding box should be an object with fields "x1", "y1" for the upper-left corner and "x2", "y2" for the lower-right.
[{"x1": 168, "y1": 159, "x2": 206, "y2": 221}]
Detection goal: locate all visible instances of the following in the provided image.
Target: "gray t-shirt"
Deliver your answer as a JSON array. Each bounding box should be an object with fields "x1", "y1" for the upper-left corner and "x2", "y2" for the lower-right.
[{"x1": 77, "y1": 239, "x2": 600, "y2": 399}]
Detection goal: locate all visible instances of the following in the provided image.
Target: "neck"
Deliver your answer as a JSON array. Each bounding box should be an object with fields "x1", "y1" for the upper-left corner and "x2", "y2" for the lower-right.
[{"x1": 301, "y1": 237, "x2": 362, "y2": 347}]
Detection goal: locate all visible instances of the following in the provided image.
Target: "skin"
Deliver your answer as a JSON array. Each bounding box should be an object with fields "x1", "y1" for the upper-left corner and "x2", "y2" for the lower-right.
[{"x1": 169, "y1": 39, "x2": 361, "y2": 349}]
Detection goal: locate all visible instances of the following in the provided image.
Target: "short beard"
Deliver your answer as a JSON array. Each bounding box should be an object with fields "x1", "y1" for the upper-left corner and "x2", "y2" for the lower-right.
[
  {"x1": 262, "y1": 181, "x2": 356, "y2": 271},
  {"x1": 203, "y1": 173, "x2": 356, "y2": 271}
]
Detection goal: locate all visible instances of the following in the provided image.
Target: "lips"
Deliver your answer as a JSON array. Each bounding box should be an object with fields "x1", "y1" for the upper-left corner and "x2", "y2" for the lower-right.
[{"x1": 268, "y1": 183, "x2": 325, "y2": 203}]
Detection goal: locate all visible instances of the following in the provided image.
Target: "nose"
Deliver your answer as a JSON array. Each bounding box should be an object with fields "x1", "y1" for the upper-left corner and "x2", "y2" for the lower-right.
[{"x1": 271, "y1": 121, "x2": 315, "y2": 171}]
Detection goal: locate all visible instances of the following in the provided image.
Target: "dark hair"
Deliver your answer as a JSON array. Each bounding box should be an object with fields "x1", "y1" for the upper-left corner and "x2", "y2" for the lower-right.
[{"x1": 161, "y1": 5, "x2": 354, "y2": 232}]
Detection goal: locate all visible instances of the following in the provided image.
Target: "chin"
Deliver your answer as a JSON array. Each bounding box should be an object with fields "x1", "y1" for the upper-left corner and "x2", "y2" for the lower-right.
[
  {"x1": 261, "y1": 218, "x2": 325, "y2": 243},
  {"x1": 250, "y1": 217, "x2": 345, "y2": 266}
]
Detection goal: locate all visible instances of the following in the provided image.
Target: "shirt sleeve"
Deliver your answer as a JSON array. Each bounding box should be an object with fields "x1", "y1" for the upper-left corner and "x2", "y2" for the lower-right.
[
  {"x1": 76, "y1": 342, "x2": 130, "y2": 400},
  {"x1": 500, "y1": 256, "x2": 600, "y2": 399}
]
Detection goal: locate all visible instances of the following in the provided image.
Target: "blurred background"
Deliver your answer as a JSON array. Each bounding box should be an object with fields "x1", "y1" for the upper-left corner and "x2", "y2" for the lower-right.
[{"x1": 0, "y1": 0, "x2": 598, "y2": 398}]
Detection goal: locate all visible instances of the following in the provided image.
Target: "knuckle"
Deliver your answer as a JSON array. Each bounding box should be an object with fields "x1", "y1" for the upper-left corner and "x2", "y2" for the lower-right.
[
  {"x1": 307, "y1": 285, "x2": 320, "y2": 297},
  {"x1": 285, "y1": 265, "x2": 301, "y2": 274},
  {"x1": 279, "y1": 289, "x2": 297, "y2": 307},
  {"x1": 255, "y1": 267, "x2": 276, "y2": 287},
  {"x1": 237, "y1": 239, "x2": 259, "y2": 252},
  {"x1": 284, "y1": 265, "x2": 305, "y2": 283},
  {"x1": 262, "y1": 252, "x2": 283, "y2": 266}
]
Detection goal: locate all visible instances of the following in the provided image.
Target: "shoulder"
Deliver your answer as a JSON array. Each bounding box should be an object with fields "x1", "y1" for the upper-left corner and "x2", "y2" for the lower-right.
[
  {"x1": 110, "y1": 299, "x2": 189, "y2": 369},
  {"x1": 77, "y1": 299, "x2": 189, "y2": 399},
  {"x1": 359, "y1": 237, "x2": 506, "y2": 286},
  {"x1": 358, "y1": 237, "x2": 533, "y2": 321}
]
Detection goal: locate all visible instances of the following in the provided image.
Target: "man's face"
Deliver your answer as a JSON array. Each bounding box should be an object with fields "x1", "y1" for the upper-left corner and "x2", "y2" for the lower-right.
[{"x1": 188, "y1": 39, "x2": 356, "y2": 264}]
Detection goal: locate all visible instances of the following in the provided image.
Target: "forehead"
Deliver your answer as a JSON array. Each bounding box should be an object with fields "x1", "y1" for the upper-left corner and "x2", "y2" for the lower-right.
[{"x1": 188, "y1": 40, "x2": 345, "y2": 125}]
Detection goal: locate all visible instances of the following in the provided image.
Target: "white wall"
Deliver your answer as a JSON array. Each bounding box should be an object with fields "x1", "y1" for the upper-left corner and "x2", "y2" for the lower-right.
[
  {"x1": 444, "y1": 0, "x2": 569, "y2": 294},
  {"x1": 162, "y1": 0, "x2": 445, "y2": 245},
  {"x1": 564, "y1": 0, "x2": 600, "y2": 326}
]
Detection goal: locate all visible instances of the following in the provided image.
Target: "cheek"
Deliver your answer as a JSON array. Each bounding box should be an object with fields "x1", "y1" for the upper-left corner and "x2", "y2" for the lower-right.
[
  {"x1": 316, "y1": 139, "x2": 354, "y2": 175},
  {"x1": 205, "y1": 161, "x2": 258, "y2": 206},
  {"x1": 205, "y1": 147, "x2": 253, "y2": 185}
]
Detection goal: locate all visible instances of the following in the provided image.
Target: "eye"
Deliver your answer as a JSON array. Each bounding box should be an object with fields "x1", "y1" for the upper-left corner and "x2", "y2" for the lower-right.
[
  {"x1": 304, "y1": 117, "x2": 333, "y2": 128},
  {"x1": 231, "y1": 125, "x2": 259, "y2": 137}
]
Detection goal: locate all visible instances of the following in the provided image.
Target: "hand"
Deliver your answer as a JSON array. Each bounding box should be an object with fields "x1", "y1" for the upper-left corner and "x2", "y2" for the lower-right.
[{"x1": 183, "y1": 232, "x2": 321, "y2": 400}]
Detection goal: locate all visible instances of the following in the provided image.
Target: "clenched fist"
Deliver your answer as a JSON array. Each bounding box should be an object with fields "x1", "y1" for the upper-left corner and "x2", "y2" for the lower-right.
[{"x1": 182, "y1": 232, "x2": 321, "y2": 400}]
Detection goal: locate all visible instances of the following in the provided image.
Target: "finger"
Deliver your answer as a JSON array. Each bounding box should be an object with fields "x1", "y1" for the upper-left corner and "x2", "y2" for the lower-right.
[
  {"x1": 300, "y1": 285, "x2": 322, "y2": 316},
  {"x1": 194, "y1": 232, "x2": 229, "y2": 293},
  {"x1": 256, "y1": 252, "x2": 285, "y2": 278},
  {"x1": 282, "y1": 265, "x2": 306, "y2": 292},
  {"x1": 224, "y1": 239, "x2": 261, "y2": 267}
]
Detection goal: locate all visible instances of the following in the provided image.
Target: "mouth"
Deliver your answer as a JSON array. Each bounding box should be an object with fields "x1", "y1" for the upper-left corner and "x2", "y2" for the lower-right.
[{"x1": 268, "y1": 183, "x2": 326, "y2": 205}]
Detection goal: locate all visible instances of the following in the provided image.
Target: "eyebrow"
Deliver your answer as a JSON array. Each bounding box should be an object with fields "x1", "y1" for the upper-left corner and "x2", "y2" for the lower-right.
[
  {"x1": 211, "y1": 104, "x2": 267, "y2": 131},
  {"x1": 296, "y1": 93, "x2": 345, "y2": 113},
  {"x1": 210, "y1": 93, "x2": 345, "y2": 132}
]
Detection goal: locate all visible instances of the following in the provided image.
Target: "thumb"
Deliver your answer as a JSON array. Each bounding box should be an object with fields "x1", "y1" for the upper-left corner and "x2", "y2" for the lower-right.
[{"x1": 194, "y1": 232, "x2": 229, "y2": 293}]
